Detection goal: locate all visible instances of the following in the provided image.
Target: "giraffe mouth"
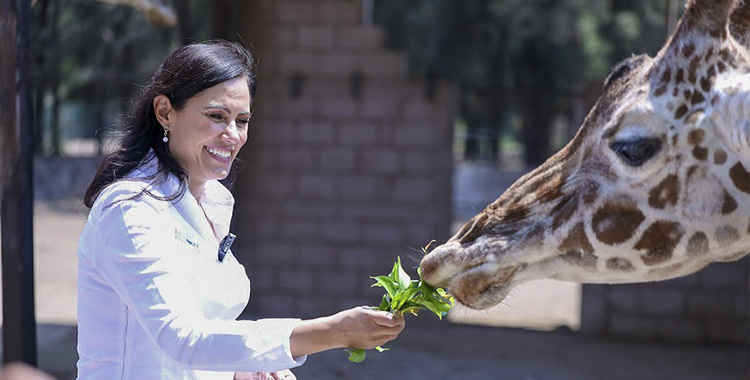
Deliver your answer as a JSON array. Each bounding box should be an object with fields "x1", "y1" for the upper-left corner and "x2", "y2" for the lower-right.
[{"x1": 420, "y1": 242, "x2": 519, "y2": 309}]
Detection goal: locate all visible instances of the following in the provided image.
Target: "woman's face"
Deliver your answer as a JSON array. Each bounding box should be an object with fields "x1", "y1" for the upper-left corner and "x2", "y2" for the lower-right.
[{"x1": 157, "y1": 76, "x2": 251, "y2": 197}]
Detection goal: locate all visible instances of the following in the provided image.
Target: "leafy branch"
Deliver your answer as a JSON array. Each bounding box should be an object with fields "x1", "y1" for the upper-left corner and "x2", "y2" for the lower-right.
[{"x1": 347, "y1": 243, "x2": 454, "y2": 363}]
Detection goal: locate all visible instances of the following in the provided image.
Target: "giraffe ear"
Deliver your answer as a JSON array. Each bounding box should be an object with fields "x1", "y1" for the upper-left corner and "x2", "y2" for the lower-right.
[{"x1": 649, "y1": 0, "x2": 739, "y2": 79}]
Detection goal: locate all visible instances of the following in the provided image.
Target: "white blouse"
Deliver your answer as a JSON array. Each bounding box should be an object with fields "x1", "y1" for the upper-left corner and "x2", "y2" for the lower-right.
[{"x1": 76, "y1": 154, "x2": 306, "y2": 379}]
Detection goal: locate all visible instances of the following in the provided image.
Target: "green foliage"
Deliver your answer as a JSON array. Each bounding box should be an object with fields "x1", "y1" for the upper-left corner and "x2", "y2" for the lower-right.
[{"x1": 346, "y1": 246, "x2": 454, "y2": 363}]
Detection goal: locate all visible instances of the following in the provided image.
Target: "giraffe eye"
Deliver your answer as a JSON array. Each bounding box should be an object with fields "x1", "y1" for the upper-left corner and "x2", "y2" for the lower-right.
[{"x1": 610, "y1": 138, "x2": 662, "y2": 167}]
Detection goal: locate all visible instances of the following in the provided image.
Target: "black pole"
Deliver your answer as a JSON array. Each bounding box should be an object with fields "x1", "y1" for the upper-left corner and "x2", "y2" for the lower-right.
[{"x1": 0, "y1": 0, "x2": 38, "y2": 366}]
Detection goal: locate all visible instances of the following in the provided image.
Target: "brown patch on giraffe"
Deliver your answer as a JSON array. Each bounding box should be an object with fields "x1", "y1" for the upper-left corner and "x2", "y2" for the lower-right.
[
  {"x1": 713, "y1": 149, "x2": 727, "y2": 165},
  {"x1": 648, "y1": 174, "x2": 679, "y2": 209},
  {"x1": 674, "y1": 104, "x2": 689, "y2": 119},
  {"x1": 688, "y1": 129, "x2": 705, "y2": 145},
  {"x1": 722, "y1": 189, "x2": 738, "y2": 214},
  {"x1": 502, "y1": 204, "x2": 529, "y2": 224},
  {"x1": 635, "y1": 220, "x2": 685, "y2": 266},
  {"x1": 700, "y1": 76, "x2": 712, "y2": 92},
  {"x1": 660, "y1": 68, "x2": 672, "y2": 83},
  {"x1": 688, "y1": 55, "x2": 701, "y2": 83},
  {"x1": 551, "y1": 193, "x2": 579, "y2": 230},
  {"x1": 535, "y1": 178, "x2": 566, "y2": 204},
  {"x1": 581, "y1": 182, "x2": 599, "y2": 205},
  {"x1": 558, "y1": 222, "x2": 594, "y2": 254},
  {"x1": 717, "y1": 61, "x2": 727, "y2": 73},
  {"x1": 560, "y1": 255, "x2": 597, "y2": 272},
  {"x1": 675, "y1": 68, "x2": 684, "y2": 84},
  {"x1": 719, "y1": 48, "x2": 732, "y2": 63},
  {"x1": 606, "y1": 257, "x2": 636, "y2": 272},
  {"x1": 704, "y1": 46, "x2": 713, "y2": 62},
  {"x1": 683, "y1": 89, "x2": 691, "y2": 100},
  {"x1": 666, "y1": 101, "x2": 675, "y2": 111},
  {"x1": 682, "y1": 43, "x2": 695, "y2": 58},
  {"x1": 558, "y1": 223, "x2": 597, "y2": 271},
  {"x1": 729, "y1": 162, "x2": 750, "y2": 193},
  {"x1": 690, "y1": 91, "x2": 705, "y2": 105},
  {"x1": 686, "y1": 232, "x2": 709, "y2": 256},
  {"x1": 715, "y1": 225, "x2": 740, "y2": 247},
  {"x1": 672, "y1": 88, "x2": 679, "y2": 97},
  {"x1": 653, "y1": 85, "x2": 667, "y2": 97},
  {"x1": 592, "y1": 200, "x2": 645, "y2": 245},
  {"x1": 671, "y1": 134, "x2": 679, "y2": 147},
  {"x1": 692, "y1": 146, "x2": 708, "y2": 161}
]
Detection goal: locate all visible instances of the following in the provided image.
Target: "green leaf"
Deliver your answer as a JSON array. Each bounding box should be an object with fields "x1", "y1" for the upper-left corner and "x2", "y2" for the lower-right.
[
  {"x1": 371, "y1": 276, "x2": 398, "y2": 298},
  {"x1": 394, "y1": 257, "x2": 412, "y2": 290},
  {"x1": 378, "y1": 294, "x2": 390, "y2": 312},
  {"x1": 390, "y1": 286, "x2": 419, "y2": 311},
  {"x1": 347, "y1": 349, "x2": 366, "y2": 363}
]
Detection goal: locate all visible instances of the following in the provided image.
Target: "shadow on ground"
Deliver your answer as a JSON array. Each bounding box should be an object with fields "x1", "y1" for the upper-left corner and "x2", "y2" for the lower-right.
[{"x1": 4, "y1": 321, "x2": 746, "y2": 380}]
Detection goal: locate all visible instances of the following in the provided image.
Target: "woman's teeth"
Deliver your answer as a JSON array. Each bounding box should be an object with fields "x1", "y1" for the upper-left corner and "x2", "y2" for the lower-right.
[{"x1": 206, "y1": 146, "x2": 231, "y2": 159}]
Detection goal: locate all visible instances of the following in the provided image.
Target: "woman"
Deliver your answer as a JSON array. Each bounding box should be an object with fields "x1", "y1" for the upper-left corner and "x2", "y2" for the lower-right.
[{"x1": 77, "y1": 40, "x2": 405, "y2": 380}]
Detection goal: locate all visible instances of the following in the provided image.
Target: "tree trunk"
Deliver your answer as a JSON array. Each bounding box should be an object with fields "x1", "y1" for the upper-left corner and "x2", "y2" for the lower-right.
[{"x1": 0, "y1": 0, "x2": 38, "y2": 366}]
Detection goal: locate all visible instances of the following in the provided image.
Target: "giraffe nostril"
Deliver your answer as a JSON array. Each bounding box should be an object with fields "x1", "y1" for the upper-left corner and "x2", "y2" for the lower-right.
[{"x1": 454, "y1": 213, "x2": 489, "y2": 245}]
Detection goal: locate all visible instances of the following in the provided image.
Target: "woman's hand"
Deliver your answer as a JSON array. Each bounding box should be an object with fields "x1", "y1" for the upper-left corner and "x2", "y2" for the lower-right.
[
  {"x1": 330, "y1": 306, "x2": 405, "y2": 349},
  {"x1": 289, "y1": 306, "x2": 405, "y2": 357}
]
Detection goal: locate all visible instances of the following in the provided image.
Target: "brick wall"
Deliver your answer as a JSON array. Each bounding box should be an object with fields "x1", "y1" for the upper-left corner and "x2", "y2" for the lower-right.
[
  {"x1": 233, "y1": 0, "x2": 456, "y2": 319},
  {"x1": 582, "y1": 257, "x2": 749, "y2": 344}
]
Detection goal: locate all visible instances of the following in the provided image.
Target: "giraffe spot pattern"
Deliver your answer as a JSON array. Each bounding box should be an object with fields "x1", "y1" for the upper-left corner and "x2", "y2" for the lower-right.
[
  {"x1": 686, "y1": 232, "x2": 709, "y2": 256},
  {"x1": 713, "y1": 149, "x2": 727, "y2": 165},
  {"x1": 675, "y1": 68, "x2": 684, "y2": 84},
  {"x1": 674, "y1": 104, "x2": 689, "y2": 119},
  {"x1": 648, "y1": 174, "x2": 679, "y2": 209},
  {"x1": 582, "y1": 182, "x2": 599, "y2": 205},
  {"x1": 592, "y1": 201, "x2": 645, "y2": 245},
  {"x1": 692, "y1": 146, "x2": 708, "y2": 160},
  {"x1": 558, "y1": 223, "x2": 597, "y2": 271},
  {"x1": 688, "y1": 129, "x2": 704, "y2": 145},
  {"x1": 715, "y1": 225, "x2": 740, "y2": 247},
  {"x1": 635, "y1": 220, "x2": 685, "y2": 266},
  {"x1": 729, "y1": 162, "x2": 750, "y2": 193},
  {"x1": 690, "y1": 91, "x2": 705, "y2": 105},
  {"x1": 688, "y1": 55, "x2": 701, "y2": 83},
  {"x1": 606, "y1": 257, "x2": 636, "y2": 272},
  {"x1": 722, "y1": 189, "x2": 738, "y2": 214},
  {"x1": 682, "y1": 43, "x2": 695, "y2": 58}
]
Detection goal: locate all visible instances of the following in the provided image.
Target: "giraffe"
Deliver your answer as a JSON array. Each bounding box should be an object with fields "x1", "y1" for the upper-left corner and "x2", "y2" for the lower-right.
[{"x1": 420, "y1": 0, "x2": 750, "y2": 310}]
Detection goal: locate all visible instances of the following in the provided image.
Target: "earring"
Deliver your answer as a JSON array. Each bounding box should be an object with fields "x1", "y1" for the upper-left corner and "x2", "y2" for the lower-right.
[{"x1": 162, "y1": 127, "x2": 169, "y2": 143}]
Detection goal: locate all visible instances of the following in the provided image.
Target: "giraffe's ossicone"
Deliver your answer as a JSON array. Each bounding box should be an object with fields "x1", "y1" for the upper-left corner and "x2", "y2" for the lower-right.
[{"x1": 420, "y1": 0, "x2": 750, "y2": 310}]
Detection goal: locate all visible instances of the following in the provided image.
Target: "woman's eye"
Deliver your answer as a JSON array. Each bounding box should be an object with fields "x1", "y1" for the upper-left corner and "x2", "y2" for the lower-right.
[
  {"x1": 610, "y1": 138, "x2": 662, "y2": 167},
  {"x1": 208, "y1": 113, "x2": 224, "y2": 121},
  {"x1": 237, "y1": 118, "x2": 250, "y2": 126}
]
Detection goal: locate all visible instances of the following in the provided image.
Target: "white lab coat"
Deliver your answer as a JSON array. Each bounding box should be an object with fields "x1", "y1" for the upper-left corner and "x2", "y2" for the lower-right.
[{"x1": 76, "y1": 153, "x2": 305, "y2": 379}]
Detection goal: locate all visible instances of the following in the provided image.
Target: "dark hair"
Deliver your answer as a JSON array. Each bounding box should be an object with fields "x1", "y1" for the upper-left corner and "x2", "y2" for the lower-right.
[{"x1": 84, "y1": 40, "x2": 256, "y2": 208}]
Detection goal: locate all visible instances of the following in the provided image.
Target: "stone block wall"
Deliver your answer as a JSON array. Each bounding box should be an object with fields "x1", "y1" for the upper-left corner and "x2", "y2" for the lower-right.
[
  {"x1": 582, "y1": 257, "x2": 749, "y2": 344},
  {"x1": 233, "y1": 0, "x2": 456, "y2": 319}
]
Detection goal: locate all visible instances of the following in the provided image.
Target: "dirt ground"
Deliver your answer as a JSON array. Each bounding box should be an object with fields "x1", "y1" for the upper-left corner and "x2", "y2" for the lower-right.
[{"x1": 0, "y1": 200, "x2": 747, "y2": 379}]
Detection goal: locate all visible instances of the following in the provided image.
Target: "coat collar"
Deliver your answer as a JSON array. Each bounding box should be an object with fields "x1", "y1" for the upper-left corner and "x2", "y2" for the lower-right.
[{"x1": 129, "y1": 151, "x2": 235, "y2": 243}]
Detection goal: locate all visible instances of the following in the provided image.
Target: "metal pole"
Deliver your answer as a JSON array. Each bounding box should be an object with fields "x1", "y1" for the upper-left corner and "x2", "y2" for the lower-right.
[{"x1": 0, "y1": 0, "x2": 38, "y2": 365}]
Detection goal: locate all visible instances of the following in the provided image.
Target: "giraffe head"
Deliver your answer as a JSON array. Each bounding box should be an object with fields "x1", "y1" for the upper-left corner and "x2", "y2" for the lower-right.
[{"x1": 420, "y1": 0, "x2": 750, "y2": 310}]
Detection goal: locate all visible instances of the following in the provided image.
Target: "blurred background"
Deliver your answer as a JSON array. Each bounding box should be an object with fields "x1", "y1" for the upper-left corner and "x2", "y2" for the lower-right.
[{"x1": 1, "y1": 0, "x2": 748, "y2": 378}]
